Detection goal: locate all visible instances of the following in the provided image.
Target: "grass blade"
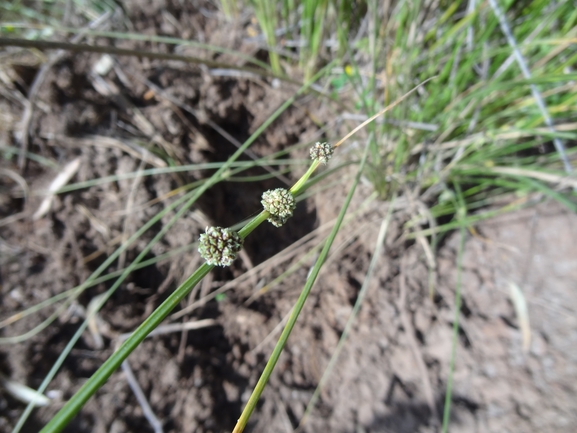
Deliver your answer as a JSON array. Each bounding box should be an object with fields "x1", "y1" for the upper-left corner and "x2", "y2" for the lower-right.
[
  {"x1": 298, "y1": 195, "x2": 396, "y2": 428},
  {"x1": 232, "y1": 130, "x2": 374, "y2": 433},
  {"x1": 441, "y1": 182, "x2": 467, "y2": 432},
  {"x1": 486, "y1": 0, "x2": 572, "y2": 173},
  {"x1": 38, "y1": 263, "x2": 213, "y2": 433},
  {"x1": 36, "y1": 62, "x2": 334, "y2": 433}
]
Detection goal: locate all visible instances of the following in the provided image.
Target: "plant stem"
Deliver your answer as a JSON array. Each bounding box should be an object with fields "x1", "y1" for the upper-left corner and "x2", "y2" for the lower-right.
[
  {"x1": 232, "y1": 132, "x2": 373, "y2": 433},
  {"x1": 299, "y1": 194, "x2": 395, "y2": 428},
  {"x1": 0, "y1": 37, "x2": 280, "y2": 80},
  {"x1": 238, "y1": 211, "x2": 270, "y2": 238},
  {"x1": 441, "y1": 183, "x2": 467, "y2": 432},
  {"x1": 38, "y1": 60, "x2": 335, "y2": 433},
  {"x1": 40, "y1": 263, "x2": 213, "y2": 433},
  {"x1": 290, "y1": 160, "x2": 320, "y2": 194}
]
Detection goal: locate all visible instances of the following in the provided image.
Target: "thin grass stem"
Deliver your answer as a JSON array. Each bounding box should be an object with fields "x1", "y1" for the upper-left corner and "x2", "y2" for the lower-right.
[
  {"x1": 441, "y1": 183, "x2": 467, "y2": 432},
  {"x1": 232, "y1": 133, "x2": 374, "y2": 433},
  {"x1": 36, "y1": 62, "x2": 335, "y2": 433},
  {"x1": 298, "y1": 195, "x2": 396, "y2": 429}
]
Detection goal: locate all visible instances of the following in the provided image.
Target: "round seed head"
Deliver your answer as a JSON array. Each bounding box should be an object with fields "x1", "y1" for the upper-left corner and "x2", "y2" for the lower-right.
[
  {"x1": 310, "y1": 142, "x2": 334, "y2": 164},
  {"x1": 267, "y1": 214, "x2": 289, "y2": 228},
  {"x1": 261, "y1": 188, "x2": 296, "y2": 227},
  {"x1": 198, "y1": 226, "x2": 243, "y2": 267}
]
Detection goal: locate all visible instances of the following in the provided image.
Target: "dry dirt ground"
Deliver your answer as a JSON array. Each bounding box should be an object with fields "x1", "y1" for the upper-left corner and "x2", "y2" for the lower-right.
[{"x1": 1, "y1": 2, "x2": 576, "y2": 433}]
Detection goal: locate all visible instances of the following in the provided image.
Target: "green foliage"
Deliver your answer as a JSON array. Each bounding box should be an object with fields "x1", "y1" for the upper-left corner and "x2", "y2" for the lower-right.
[
  {"x1": 222, "y1": 0, "x2": 576, "y2": 429},
  {"x1": 250, "y1": 0, "x2": 282, "y2": 73}
]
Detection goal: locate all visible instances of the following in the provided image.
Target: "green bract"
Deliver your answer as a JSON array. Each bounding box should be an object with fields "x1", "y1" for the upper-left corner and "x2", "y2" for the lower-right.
[
  {"x1": 261, "y1": 188, "x2": 296, "y2": 227},
  {"x1": 310, "y1": 141, "x2": 334, "y2": 165},
  {"x1": 198, "y1": 226, "x2": 243, "y2": 267}
]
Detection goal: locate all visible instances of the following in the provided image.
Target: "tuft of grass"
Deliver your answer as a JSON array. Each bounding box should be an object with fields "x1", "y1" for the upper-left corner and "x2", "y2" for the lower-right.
[{"x1": 250, "y1": 0, "x2": 282, "y2": 73}]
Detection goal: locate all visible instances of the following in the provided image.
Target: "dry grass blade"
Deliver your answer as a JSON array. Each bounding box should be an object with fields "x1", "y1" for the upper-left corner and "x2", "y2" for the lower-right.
[
  {"x1": 487, "y1": 0, "x2": 572, "y2": 173},
  {"x1": 0, "y1": 373, "x2": 50, "y2": 407},
  {"x1": 33, "y1": 157, "x2": 81, "y2": 220},
  {"x1": 333, "y1": 76, "x2": 436, "y2": 149},
  {"x1": 508, "y1": 282, "x2": 531, "y2": 353},
  {"x1": 117, "y1": 319, "x2": 217, "y2": 342},
  {"x1": 121, "y1": 361, "x2": 164, "y2": 433},
  {"x1": 86, "y1": 294, "x2": 106, "y2": 350}
]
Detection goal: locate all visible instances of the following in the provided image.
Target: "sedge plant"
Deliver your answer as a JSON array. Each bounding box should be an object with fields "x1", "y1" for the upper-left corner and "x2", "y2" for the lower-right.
[
  {"x1": 3, "y1": 0, "x2": 577, "y2": 431},
  {"x1": 36, "y1": 71, "x2": 430, "y2": 432},
  {"x1": 13, "y1": 62, "x2": 327, "y2": 432}
]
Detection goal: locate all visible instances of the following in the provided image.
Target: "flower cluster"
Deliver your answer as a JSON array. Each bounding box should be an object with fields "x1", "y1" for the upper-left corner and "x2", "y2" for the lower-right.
[
  {"x1": 310, "y1": 141, "x2": 334, "y2": 164},
  {"x1": 261, "y1": 188, "x2": 296, "y2": 227},
  {"x1": 198, "y1": 226, "x2": 243, "y2": 267}
]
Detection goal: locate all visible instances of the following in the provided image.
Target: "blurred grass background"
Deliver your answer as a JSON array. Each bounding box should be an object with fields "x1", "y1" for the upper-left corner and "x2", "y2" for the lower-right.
[{"x1": 240, "y1": 0, "x2": 576, "y2": 216}]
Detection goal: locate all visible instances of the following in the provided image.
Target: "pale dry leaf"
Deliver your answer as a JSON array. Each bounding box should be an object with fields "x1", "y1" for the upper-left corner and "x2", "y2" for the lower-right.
[
  {"x1": 33, "y1": 157, "x2": 82, "y2": 220},
  {"x1": 509, "y1": 281, "x2": 531, "y2": 353},
  {"x1": 0, "y1": 373, "x2": 51, "y2": 407}
]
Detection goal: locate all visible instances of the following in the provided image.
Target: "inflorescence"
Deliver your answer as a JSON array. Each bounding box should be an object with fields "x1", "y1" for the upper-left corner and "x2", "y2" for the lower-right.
[
  {"x1": 310, "y1": 141, "x2": 334, "y2": 165},
  {"x1": 200, "y1": 143, "x2": 335, "y2": 263},
  {"x1": 261, "y1": 188, "x2": 296, "y2": 227},
  {"x1": 198, "y1": 226, "x2": 243, "y2": 267}
]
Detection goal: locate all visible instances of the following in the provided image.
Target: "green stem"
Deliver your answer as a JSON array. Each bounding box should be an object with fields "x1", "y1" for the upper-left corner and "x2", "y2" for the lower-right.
[
  {"x1": 290, "y1": 160, "x2": 320, "y2": 195},
  {"x1": 232, "y1": 134, "x2": 373, "y2": 433},
  {"x1": 238, "y1": 211, "x2": 270, "y2": 239},
  {"x1": 442, "y1": 183, "x2": 467, "y2": 432},
  {"x1": 39, "y1": 264, "x2": 213, "y2": 433},
  {"x1": 299, "y1": 194, "x2": 395, "y2": 427},
  {"x1": 38, "y1": 63, "x2": 334, "y2": 433}
]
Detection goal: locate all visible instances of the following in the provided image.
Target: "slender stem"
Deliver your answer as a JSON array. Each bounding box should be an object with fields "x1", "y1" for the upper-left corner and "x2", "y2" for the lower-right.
[
  {"x1": 298, "y1": 195, "x2": 395, "y2": 428},
  {"x1": 232, "y1": 132, "x2": 374, "y2": 433},
  {"x1": 0, "y1": 37, "x2": 283, "y2": 82},
  {"x1": 290, "y1": 160, "x2": 320, "y2": 194},
  {"x1": 41, "y1": 138, "x2": 316, "y2": 433},
  {"x1": 238, "y1": 211, "x2": 269, "y2": 239},
  {"x1": 14, "y1": 188, "x2": 200, "y2": 433},
  {"x1": 231, "y1": 78, "x2": 434, "y2": 433},
  {"x1": 333, "y1": 77, "x2": 436, "y2": 149},
  {"x1": 442, "y1": 184, "x2": 467, "y2": 432},
  {"x1": 40, "y1": 263, "x2": 213, "y2": 433},
  {"x1": 38, "y1": 63, "x2": 335, "y2": 433}
]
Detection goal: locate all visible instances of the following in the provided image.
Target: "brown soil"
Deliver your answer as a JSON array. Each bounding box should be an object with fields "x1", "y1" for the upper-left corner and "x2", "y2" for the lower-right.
[{"x1": 1, "y1": 3, "x2": 576, "y2": 433}]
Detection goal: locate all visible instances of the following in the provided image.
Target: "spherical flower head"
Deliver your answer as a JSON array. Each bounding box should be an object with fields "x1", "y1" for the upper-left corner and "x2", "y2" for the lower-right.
[
  {"x1": 310, "y1": 142, "x2": 333, "y2": 164},
  {"x1": 198, "y1": 226, "x2": 243, "y2": 267},
  {"x1": 261, "y1": 188, "x2": 296, "y2": 227}
]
